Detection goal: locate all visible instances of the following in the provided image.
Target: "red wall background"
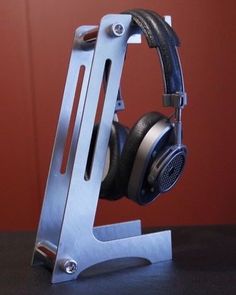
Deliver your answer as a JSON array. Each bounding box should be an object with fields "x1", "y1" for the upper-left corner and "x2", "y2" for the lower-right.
[{"x1": 1, "y1": 0, "x2": 236, "y2": 230}]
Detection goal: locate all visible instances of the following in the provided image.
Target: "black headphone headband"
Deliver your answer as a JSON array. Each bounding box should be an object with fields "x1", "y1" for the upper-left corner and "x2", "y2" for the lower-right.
[{"x1": 122, "y1": 9, "x2": 184, "y2": 94}]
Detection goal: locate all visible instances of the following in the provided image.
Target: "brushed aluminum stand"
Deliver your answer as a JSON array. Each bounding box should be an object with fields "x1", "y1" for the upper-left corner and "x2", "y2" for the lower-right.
[{"x1": 32, "y1": 14, "x2": 172, "y2": 284}]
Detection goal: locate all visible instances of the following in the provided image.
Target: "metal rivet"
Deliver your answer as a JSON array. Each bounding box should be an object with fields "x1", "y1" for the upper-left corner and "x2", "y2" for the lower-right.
[
  {"x1": 60, "y1": 259, "x2": 78, "y2": 274},
  {"x1": 109, "y1": 23, "x2": 125, "y2": 37}
]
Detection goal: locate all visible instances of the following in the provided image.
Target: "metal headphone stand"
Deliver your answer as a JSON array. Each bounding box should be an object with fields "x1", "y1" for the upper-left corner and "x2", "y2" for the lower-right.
[{"x1": 32, "y1": 14, "x2": 172, "y2": 284}]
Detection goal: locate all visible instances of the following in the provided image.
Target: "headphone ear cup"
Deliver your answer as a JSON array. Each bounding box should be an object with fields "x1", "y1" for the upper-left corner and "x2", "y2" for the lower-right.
[
  {"x1": 118, "y1": 112, "x2": 170, "y2": 204},
  {"x1": 100, "y1": 121, "x2": 128, "y2": 200}
]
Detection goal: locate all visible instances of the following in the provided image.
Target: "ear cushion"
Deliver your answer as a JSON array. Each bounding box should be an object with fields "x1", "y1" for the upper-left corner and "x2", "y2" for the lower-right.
[
  {"x1": 100, "y1": 121, "x2": 128, "y2": 200},
  {"x1": 118, "y1": 112, "x2": 168, "y2": 196}
]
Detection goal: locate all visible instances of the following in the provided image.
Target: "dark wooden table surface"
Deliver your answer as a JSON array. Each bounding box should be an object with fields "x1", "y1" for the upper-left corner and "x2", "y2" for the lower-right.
[{"x1": 0, "y1": 225, "x2": 236, "y2": 295}]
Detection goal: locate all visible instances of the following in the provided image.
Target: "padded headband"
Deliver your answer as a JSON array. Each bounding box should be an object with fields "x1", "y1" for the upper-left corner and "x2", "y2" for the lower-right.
[{"x1": 122, "y1": 9, "x2": 184, "y2": 94}]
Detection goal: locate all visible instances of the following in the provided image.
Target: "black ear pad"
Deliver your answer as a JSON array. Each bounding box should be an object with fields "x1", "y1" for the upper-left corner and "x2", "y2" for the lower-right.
[
  {"x1": 118, "y1": 112, "x2": 170, "y2": 201},
  {"x1": 99, "y1": 121, "x2": 128, "y2": 200}
]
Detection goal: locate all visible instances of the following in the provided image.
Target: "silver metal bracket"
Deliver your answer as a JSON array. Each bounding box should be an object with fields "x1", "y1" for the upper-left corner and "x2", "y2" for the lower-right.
[
  {"x1": 163, "y1": 92, "x2": 187, "y2": 108},
  {"x1": 32, "y1": 14, "x2": 172, "y2": 284}
]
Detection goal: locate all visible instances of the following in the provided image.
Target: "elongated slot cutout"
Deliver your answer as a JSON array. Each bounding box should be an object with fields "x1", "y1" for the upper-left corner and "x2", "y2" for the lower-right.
[
  {"x1": 60, "y1": 66, "x2": 85, "y2": 174},
  {"x1": 84, "y1": 59, "x2": 111, "y2": 181}
]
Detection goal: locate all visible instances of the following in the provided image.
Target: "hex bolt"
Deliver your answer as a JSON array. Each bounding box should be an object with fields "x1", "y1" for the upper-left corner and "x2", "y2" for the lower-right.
[
  {"x1": 60, "y1": 259, "x2": 78, "y2": 274},
  {"x1": 109, "y1": 23, "x2": 125, "y2": 37}
]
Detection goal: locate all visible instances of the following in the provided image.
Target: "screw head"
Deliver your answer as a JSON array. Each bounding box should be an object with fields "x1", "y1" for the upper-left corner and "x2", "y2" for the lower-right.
[
  {"x1": 60, "y1": 259, "x2": 78, "y2": 274},
  {"x1": 110, "y1": 23, "x2": 125, "y2": 37}
]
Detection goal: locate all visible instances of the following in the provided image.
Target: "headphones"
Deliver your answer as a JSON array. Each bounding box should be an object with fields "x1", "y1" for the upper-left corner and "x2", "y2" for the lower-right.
[{"x1": 96, "y1": 9, "x2": 187, "y2": 205}]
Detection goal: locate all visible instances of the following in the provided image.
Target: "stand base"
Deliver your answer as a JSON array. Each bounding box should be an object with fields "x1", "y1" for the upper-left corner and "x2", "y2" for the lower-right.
[{"x1": 33, "y1": 220, "x2": 172, "y2": 283}]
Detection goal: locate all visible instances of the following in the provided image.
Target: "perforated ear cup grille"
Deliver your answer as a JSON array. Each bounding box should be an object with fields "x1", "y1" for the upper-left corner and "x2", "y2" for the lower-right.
[
  {"x1": 158, "y1": 152, "x2": 185, "y2": 192},
  {"x1": 143, "y1": 145, "x2": 187, "y2": 205}
]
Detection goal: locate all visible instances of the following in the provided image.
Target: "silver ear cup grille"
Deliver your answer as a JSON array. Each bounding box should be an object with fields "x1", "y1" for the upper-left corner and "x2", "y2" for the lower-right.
[{"x1": 158, "y1": 152, "x2": 185, "y2": 192}]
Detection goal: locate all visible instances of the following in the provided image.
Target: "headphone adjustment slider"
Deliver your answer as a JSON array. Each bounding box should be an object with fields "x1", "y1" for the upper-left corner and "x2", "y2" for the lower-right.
[{"x1": 162, "y1": 92, "x2": 187, "y2": 109}]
